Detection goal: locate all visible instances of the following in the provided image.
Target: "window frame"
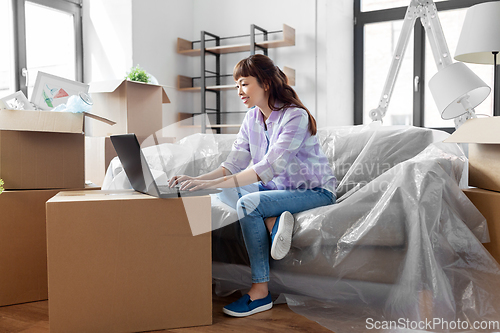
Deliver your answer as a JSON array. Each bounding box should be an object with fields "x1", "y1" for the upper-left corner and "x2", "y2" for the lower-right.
[
  {"x1": 353, "y1": 0, "x2": 495, "y2": 129},
  {"x1": 12, "y1": 0, "x2": 83, "y2": 97}
]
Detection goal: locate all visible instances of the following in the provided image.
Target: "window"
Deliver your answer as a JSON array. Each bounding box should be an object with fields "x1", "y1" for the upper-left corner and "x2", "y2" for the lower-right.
[
  {"x1": 25, "y1": 1, "x2": 78, "y2": 97},
  {"x1": 354, "y1": 0, "x2": 495, "y2": 128},
  {"x1": 361, "y1": 0, "x2": 448, "y2": 12},
  {"x1": 2, "y1": 0, "x2": 82, "y2": 101},
  {"x1": 0, "y1": 0, "x2": 15, "y2": 97}
]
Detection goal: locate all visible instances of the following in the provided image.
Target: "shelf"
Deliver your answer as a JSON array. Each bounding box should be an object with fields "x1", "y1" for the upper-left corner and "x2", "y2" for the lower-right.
[
  {"x1": 177, "y1": 24, "x2": 295, "y2": 56},
  {"x1": 176, "y1": 23, "x2": 295, "y2": 133},
  {"x1": 177, "y1": 77, "x2": 236, "y2": 92},
  {"x1": 177, "y1": 67, "x2": 295, "y2": 91},
  {"x1": 177, "y1": 113, "x2": 241, "y2": 129},
  {"x1": 177, "y1": 86, "x2": 236, "y2": 92},
  {"x1": 178, "y1": 75, "x2": 235, "y2": 91}
]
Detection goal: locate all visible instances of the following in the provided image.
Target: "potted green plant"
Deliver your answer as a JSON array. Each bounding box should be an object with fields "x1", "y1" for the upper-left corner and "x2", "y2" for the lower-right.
[
  {"x1": 0, "y1": 179, "x2": 4, "y2": 194},
  {"x1": 125, "y1": 65, "x2": 151, "y2": 84}
]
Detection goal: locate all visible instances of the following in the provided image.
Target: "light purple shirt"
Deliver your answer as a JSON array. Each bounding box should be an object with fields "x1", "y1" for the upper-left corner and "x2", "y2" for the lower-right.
[{"x1": 221, "y1": 106, "x2": 337, "y2": 196}]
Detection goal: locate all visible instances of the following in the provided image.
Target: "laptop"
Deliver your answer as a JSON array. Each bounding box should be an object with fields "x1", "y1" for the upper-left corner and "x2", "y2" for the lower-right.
[{"x1": 110, "y1": 133, "x2": 221, "y2": 198}]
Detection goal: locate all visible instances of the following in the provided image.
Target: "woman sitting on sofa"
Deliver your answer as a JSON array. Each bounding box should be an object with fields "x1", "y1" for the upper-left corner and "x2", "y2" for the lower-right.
[{"x1": 168, "y1": 54, "x2": 336, "y2": 317}]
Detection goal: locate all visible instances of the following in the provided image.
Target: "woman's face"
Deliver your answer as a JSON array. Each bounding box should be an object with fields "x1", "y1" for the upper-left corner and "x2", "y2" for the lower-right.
[{"x1": 235, "y1": 76, "x2": 268, "y2": 110}]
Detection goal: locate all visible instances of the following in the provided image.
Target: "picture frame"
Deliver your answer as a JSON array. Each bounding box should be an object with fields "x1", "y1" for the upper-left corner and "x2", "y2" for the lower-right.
[
  {"x1": 31, "y1": 72, "x2": 89, "y2": 110},
  {"x1": 0, "y1": 91, "x2": 31, "y2": 110}
]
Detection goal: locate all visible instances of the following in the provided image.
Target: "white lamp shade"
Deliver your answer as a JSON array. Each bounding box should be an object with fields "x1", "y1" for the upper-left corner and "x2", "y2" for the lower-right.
[
  {"x1": 455, "y1": 1, "x2": 500, "y2": 64},
  {"x1": 429, "y1": 62, "x2": 491, "y2": 119}
]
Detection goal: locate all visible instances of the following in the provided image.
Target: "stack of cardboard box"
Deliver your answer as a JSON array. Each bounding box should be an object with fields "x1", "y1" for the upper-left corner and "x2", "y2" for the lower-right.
[
  {"x1": 0, "y1": 109, "x2": 91, "y2": 306},
  {"x1": 445, "y1": 117, "x2": 500, "y2": 264}
]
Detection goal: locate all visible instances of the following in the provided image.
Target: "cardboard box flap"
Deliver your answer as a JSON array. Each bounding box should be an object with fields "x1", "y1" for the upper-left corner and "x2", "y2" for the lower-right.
[
  {"x1": 83, "y1": 111, "x2": 116, "y2": 126},
  {"x1": 444, "y1": 117, "x2": 500, "y2": 144},
  {"x1": 89, "y1": 79, "x2": 170, "y2": 103},
  {"x1": 47, "y1": 189, "x2": 144, "y2": 203},
  {"x1": 0, "y1": 109, "x2": 83, "y2": 133},
  {"x1": 126, "y1": 80, "x2": 171, "y2": 104},
  {"x1": 161, "y1": 87, "x2": 170, "y2": 104}
]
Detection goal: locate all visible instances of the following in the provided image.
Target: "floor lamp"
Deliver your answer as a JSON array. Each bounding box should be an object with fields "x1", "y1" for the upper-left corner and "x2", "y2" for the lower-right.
[
  {"x1": 455, "y1": 1, "x2": 500, "y2": 117},
  {"x1": 370, "y1": 0, "x2": 490, "y2": 128}
]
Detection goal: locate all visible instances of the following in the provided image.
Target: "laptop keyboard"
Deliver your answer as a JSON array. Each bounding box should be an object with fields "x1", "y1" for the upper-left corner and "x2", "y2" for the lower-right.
[
  {"x1": 156, "y1": 185, "x2": 221, "y2": 196},
  {"x1": 157, "y1": 185, "x2": 183, "y2": 194}
]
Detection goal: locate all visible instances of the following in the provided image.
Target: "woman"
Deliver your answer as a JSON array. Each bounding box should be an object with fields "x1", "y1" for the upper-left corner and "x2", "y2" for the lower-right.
[{"x1": 169, "y1": 54, "x2": 336, "y2": 317}]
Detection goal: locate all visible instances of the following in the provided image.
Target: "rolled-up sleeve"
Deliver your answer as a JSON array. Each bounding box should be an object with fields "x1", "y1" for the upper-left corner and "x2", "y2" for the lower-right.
[
  {"x1": 221, "y1": 115, "x2": 252, "y2": 175},
  {"x1": 252, "y1": 110, "x2": 309, "y2": 185}
]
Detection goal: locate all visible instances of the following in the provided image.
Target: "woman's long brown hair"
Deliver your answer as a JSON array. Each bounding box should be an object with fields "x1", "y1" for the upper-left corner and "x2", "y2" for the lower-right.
[{"x1": 233, "y1": 54, "x2": 317, "y2": 135}]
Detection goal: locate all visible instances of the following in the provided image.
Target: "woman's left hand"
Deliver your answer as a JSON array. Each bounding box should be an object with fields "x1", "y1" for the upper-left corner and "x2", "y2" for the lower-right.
[{"x1": 178, "y1": 178, "x2": 217, "y2": 191}]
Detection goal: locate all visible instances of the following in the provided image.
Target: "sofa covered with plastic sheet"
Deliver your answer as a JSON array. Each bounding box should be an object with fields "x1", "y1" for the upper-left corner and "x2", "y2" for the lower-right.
[{"x1": 102, "y1": 123, "x2": 500, "y2": 333}]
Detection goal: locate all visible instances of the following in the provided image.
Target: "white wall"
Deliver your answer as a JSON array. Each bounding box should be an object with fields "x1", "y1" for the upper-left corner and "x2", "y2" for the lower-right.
[
  {"x1": 131, "y1": 0, "x2": 195, "y2": 130},
  {"x1": 317, "y1": 0, "x2": 354, "y2": 126},
  {"x1": 83, "y1": 0, "x2": 354, "y2": 132},
  {"x1": 82, "y1": 0, "x2": 133, "y2": 82}
]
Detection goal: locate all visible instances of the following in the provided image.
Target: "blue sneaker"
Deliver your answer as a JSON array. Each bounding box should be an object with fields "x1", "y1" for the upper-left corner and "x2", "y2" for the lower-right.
[
  {"x1": 270, "y1": 211, "x2": 295, "y2": 260},
  {"x1": 223, "y1": 292, "x2": 273, "y2": 317}
]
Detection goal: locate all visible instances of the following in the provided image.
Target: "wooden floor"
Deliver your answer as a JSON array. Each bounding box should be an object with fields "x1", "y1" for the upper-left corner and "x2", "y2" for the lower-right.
[{"x1": 0, "y1": 290, "x2": 333, "y2": 333}]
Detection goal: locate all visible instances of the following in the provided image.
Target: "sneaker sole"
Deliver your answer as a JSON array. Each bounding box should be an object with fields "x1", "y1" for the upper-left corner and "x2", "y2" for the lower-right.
[
  {"x1": 223, "y1": 302, "x2": 273, "y2": 317},
  {"x1": 270, "y1": 211, "x2": 294, "y2": 260}
]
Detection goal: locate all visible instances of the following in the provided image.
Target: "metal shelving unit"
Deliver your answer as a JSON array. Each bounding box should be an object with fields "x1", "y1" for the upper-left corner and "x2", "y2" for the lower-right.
[{"x1": 177, "y1": 24, "x2": 295, "y2": 133}]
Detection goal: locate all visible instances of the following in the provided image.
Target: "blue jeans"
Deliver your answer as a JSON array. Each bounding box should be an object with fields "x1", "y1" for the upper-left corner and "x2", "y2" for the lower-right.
[{"x1": 218, "y1": 184, "x2": 335, "y2": 283}]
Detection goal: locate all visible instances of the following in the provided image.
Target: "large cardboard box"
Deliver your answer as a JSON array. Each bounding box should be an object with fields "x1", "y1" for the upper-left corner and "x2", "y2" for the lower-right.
[
  {"x1": 463, "y1": 188, "x2": 500, "y2": 264},
  {"x1": 85, "y1": 134, "x2": 176, "y2": 186},
  {"x1": 86, "y1": 80, "x2": 170, "y2": 137},
  {"x1": 445, "y1": 117, "x2": 500, "y2": 192},
  {"x1": 0, "y1": 109, "x2": 85, "y2": 190},
  {"x1": 0, "y1": 186, "x2": 98, "y2": 307},
  {"x1": 0, "y1": 189, "x2": 59, "y2": 306},
  {"x1": 46, "y1": 190, "x2": 212, "y2": 332},
  {"x1": 0, "y1": 108, "x2": 113, "y2": 190}
]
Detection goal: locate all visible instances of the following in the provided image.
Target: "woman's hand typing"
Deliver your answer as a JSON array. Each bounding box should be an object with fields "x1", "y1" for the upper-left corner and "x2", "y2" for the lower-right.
[
  {"x1": 176, "y1": 178, "x2": 218, "y2": 191},
  {"x1": 168, "y1": 175, "x2": 197, "y2": 188}
]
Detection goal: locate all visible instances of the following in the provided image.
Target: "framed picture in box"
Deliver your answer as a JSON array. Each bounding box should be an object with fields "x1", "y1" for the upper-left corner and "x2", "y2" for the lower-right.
[
  {"x1": 0, "y1": 91, "x2": 31, "y2": 110},
  {"x1": 31, "y1": 72, "x2": 89, "y2": 110}
]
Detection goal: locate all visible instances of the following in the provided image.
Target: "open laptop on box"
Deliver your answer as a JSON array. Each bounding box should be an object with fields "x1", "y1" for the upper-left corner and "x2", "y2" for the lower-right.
[{"x1": 110, "y1": 133, "x2": 221, "y2": 198}]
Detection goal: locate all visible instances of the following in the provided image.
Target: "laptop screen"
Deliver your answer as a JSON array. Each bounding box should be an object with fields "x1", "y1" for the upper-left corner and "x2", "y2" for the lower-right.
[{"x1": 110, "y1": 134, "x2": 160, "y2": 197}]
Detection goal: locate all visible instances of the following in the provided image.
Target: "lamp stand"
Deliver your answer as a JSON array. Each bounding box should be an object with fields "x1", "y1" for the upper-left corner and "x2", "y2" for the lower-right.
[{"x1": 494, "y1": 51, "x2": 499, "y2": 117}]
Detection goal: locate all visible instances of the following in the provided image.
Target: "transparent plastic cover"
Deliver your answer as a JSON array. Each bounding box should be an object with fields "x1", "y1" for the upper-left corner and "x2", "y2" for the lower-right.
[{"x1": 103, "y1": 123, "x2": 500, "y2": 332}]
